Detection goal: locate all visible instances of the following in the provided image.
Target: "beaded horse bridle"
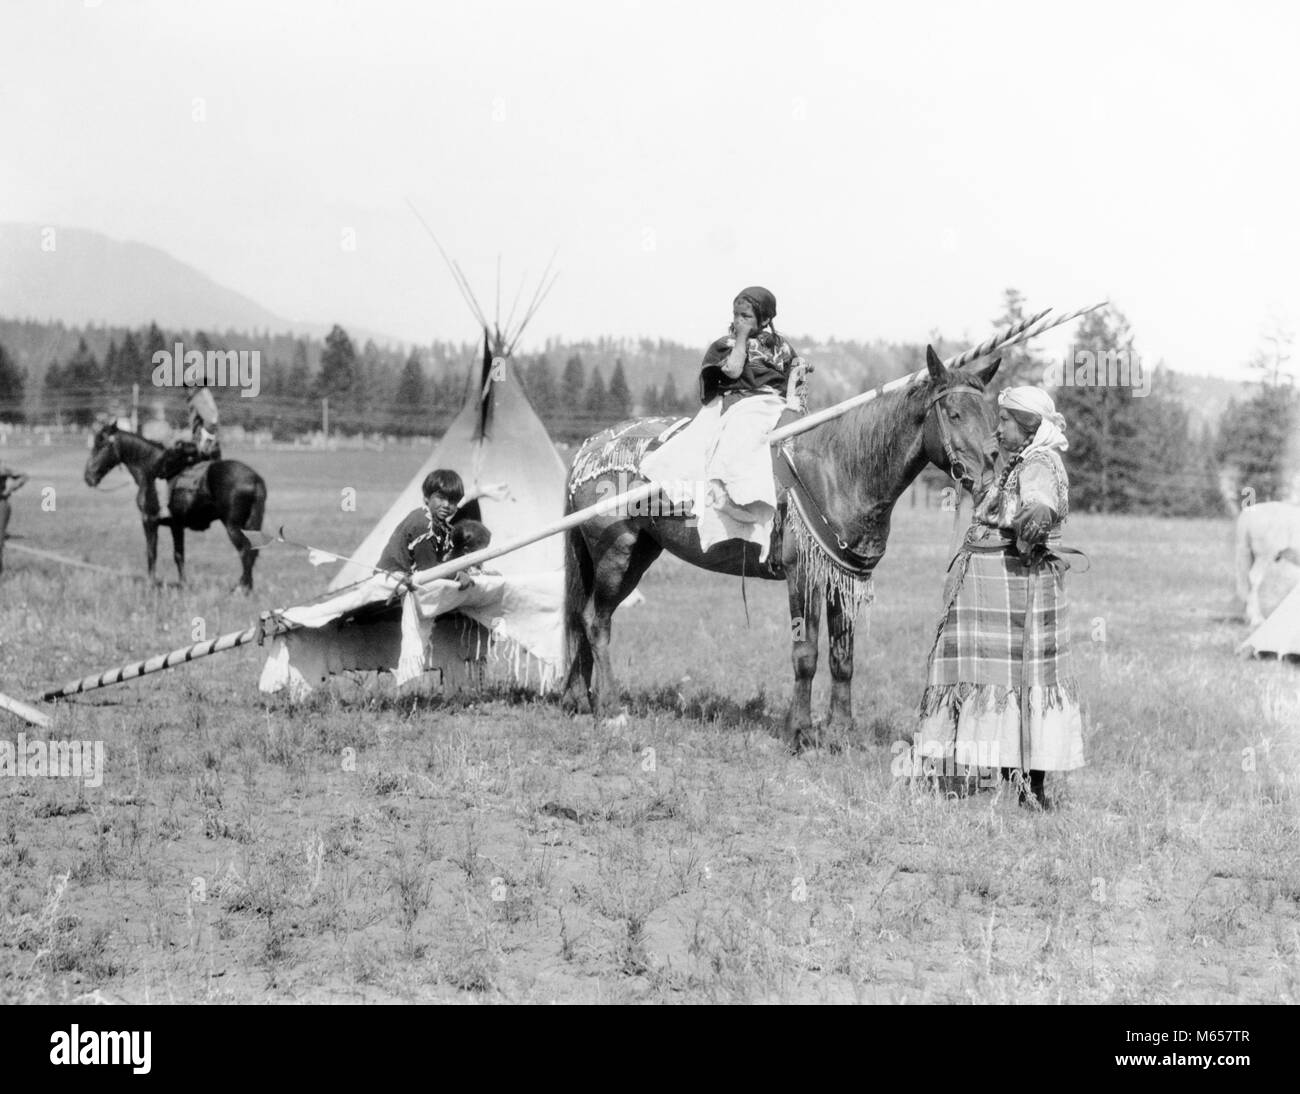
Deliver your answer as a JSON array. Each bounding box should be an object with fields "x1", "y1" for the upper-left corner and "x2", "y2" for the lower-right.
[{"x1": 926, "y1": 382, "x2": 989, "y2": 490}]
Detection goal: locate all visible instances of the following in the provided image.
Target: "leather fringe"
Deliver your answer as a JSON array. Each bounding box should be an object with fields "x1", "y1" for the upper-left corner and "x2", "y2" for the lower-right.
[
  {"x1": 917, "y1": 679, "x2": 1080, "y2": 718},
  {"x1": 788, "y1": 504, "x2": 874, "y2": 627},
  {"x1": 568, "y1": 436, "x2": 655, "y2": 493}
]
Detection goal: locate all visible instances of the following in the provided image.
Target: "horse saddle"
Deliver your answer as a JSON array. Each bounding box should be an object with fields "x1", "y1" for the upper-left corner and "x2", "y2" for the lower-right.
[{"x1": 169, "y1": 461, "x2": 215, "y2": 527}]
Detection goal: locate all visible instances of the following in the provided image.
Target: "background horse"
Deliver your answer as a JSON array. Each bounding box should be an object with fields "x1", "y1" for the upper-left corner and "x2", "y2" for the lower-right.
[
  {"x1": 85, "y1": 422, "x2": 267, "y2": 591},
  {"x1": 563, "y1": 347, "x2": 1000, "y2": 750},
  {"x1": 1235, "y1": 500, "x2": 1300, "y2": 625}
]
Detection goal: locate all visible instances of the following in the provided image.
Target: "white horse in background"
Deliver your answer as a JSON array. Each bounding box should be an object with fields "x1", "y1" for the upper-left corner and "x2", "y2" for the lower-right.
[{"x1": 1236, "y1": 501, "x2": 1300, "y2": 625}]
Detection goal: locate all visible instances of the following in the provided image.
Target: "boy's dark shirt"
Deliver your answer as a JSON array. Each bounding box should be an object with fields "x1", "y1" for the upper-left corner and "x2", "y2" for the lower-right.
[{"x1": 377, "y1": 507, "x2": 453, "y2": 573}]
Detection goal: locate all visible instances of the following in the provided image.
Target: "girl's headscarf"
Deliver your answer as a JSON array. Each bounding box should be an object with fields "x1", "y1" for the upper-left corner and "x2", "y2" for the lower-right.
[
  {"x1": 998, "y1": 386, "x2": 1068, "y2": 461},
  {"x1": 735, "y1": 286, "x2": 777, "y2": 330}
]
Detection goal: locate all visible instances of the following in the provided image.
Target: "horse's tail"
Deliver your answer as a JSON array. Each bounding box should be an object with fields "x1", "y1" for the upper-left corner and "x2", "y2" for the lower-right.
[
  {"x1": 562, "y1": 486, "x2": 595, "y2": 704},
  {"x1": 1234, "y1": 506, "x2": 1255, "y2": 604}
]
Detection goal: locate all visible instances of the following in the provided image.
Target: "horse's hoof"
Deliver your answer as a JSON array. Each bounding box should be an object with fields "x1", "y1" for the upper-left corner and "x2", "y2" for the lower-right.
[
  {"x1": 821, "y1": 721, "x2": 856, "y2": 751},
  {"x1": 559, "y1": 686, "x2": 590, "y2": 717}
]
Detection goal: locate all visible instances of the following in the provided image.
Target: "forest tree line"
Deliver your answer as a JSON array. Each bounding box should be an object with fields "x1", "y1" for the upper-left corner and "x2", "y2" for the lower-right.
[{"x1": 0, "y1": 289, "x2": 1294, "y2": 519}]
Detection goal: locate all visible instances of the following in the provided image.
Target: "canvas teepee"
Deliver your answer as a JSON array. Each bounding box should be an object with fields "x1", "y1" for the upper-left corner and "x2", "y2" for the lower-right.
[{"x1": 329, "y1": 332, "x2": 567, "y2": 589}]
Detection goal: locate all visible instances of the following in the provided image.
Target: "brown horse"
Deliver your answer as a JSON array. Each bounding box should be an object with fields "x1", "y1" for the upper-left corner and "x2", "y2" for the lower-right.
[
  {"x1": 561, "y1": 347, "x2": 1000, "y2": 750},
  {"x1": 84, "y1": 423, "x2": 267, "y2": 591}
]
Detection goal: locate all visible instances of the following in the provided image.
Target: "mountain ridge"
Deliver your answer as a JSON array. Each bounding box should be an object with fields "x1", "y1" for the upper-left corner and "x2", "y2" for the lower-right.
[{"x1": 0, "y1": 223, "x2": 405, "y2": 348}]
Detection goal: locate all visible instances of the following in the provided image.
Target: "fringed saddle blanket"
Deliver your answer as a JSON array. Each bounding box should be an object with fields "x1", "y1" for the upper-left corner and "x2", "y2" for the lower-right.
[
  {"x1": 169, "y1": 461, "x2": 211, "y2": 513},
  {"x1": 568, "y1": 417, "x2": 689, "y2": 493}
]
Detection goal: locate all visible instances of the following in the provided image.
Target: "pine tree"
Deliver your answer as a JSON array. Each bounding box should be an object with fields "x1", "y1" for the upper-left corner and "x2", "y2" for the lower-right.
[
  {"x1": 1219, "y1": 384, "x2": 1299, "y2": 502},
  {"x1": 608, "y1": 358, "x2": 632, "y2": 419},
  {"x1": 1052, "y1": 307, "x2": 1147, "y2": 512},
  {"x1": 641, "y1": 382, "x2": 660, "y2": 416},
  {"x1": 119, "y1": 331, "x2": 145, "y2": 389},
  {"x1": 43, "y1": 361, "x2": 63, "y2": 423},
  {"x1": 318, "y1": 325, "x2": 357, "y2": 401},
  {"x1": 356, "y1": 339, "x2": 383, "y2": 426},
  {"x1": 285, "y1": 339, "x2": 312, "y2": 431},
  {"x1": 394, "y1": 350, "x2": 426, "y2": 431},
  {"x1": 103, "y1": 339, "x2": 121, "y2": 389},
  {"x1": 988, "y1": 287, "x2": 1046, "y2": 393},
  {"x1": 60, "y1": 337, "x2": 102, "y2": 426},
  {"x1": 562, "y1": 354, "x2": 585, "y2": 415},
  {"x1": 142, "y1": 323, "x2": 167, "y2": 395},
  {"x1": 585, "y1": 367, "x2": 608, "y2": 418},
  {"x1": 0, "y1": 342, "x2": 26, "y2": 422},
  {"x1": 523, "y1": 354, "x2": 557, "y2": 417}
]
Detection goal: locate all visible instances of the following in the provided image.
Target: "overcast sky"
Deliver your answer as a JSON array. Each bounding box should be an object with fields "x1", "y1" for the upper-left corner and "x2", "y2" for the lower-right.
[{"x1": 3, "y1": 0, "x2": 1298, "y2": 376}]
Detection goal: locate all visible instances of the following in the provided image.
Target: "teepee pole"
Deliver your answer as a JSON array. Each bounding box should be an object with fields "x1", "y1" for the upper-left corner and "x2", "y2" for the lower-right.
[{"x1": 0, "y1": 690, "x2": 51, "y2": 727}]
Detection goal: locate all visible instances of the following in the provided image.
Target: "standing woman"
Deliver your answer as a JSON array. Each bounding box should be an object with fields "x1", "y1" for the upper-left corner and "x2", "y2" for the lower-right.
[
  {"x1": 0, "y1": 463, "x2": 29, "y2": 575},
  {"x1": 917, "y1": 386, "x2": 1084, "y2": 808}
]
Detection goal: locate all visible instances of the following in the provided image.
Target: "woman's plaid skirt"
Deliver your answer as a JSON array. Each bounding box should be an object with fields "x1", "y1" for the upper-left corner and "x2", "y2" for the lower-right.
[{"x1": 917, "y1": 545, "x2": 1084, "y2": 773}]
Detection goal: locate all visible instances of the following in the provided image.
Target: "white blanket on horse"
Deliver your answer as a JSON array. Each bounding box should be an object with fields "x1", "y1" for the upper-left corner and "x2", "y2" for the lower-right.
[
  {"x1": 639, "y1": 394, "x2": 785, "y2": 560},
  {"x1": 258, "y1": 568, "x2": 563, "y2": 700}
]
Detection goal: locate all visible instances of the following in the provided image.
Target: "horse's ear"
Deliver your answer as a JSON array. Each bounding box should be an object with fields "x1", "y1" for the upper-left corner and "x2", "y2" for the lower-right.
[
  {"x1": 925, "y1": 345, "x2": 946, "y2": 382},
  {"x1": 970, "y1": 355, "x2": 1001, "y2": 385}
]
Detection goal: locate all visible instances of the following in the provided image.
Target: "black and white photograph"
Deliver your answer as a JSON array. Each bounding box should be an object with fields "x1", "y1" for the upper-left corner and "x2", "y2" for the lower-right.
[{"x1": 1, "y1": 0, "x2": 1297, "y2": 1035}]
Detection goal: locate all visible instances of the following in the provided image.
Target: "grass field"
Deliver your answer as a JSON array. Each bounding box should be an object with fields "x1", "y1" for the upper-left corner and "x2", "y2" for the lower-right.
[{"x1": 1, "y1": 440, "x2": 1297, "y2": 1004}]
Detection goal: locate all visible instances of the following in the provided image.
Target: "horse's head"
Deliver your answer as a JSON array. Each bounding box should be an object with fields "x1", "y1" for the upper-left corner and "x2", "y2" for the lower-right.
[
  {"x1": 85, "y1": 421, "x2": 122, "y2": 487},
  {"x1": 920, "y1": 345, "x2": 1000, "y2": 495}
]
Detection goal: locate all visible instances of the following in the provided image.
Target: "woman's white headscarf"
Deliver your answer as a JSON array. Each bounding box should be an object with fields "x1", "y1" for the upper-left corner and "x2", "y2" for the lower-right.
[{"x1": 999, "y1": 386, "x2": 1068, "y2": 460}]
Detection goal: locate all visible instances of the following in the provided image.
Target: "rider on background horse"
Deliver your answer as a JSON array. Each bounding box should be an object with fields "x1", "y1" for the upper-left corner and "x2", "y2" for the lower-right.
[{"x1": 157, "y1": 385, "x2": 221, "y2": 521}]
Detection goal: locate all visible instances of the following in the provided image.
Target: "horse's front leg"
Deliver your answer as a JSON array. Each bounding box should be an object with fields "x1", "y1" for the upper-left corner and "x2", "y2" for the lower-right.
[
  {"x1": 143, "y1": 521, "x2": 159, "y2": 583},
  {"x1": 783, "y1": 556, "x2": 822, "y2": 752},
  {"x1": 170, "y1": 523, "x2": 185, "y2": 585},
  {"x1": 139, "y1": 486, "x2": 160, "y2": 583},
  {"x1": 825, "y1": 590, "x2": 857, "y2": 740}
]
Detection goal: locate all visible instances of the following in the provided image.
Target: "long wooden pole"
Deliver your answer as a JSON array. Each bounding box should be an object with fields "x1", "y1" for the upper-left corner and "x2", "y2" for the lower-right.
[
  {"x1": 5, "y1": 542, "x2": 142, "y2": 580},
  {"x1": 0, "y1": 690, "x2": 51, "y2": 728},
  {"x1": 41, "y1": 479, "x2": 663, "y2": 701},
  {"x1": 765, "y1": 301, "x2": 1105, "y2": 446},
  {"x1": 42, "y1": 626, "x2": 263, "y2": 701}
]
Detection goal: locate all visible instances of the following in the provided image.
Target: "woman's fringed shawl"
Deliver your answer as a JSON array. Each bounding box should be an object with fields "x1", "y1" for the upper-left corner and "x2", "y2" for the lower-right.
[
  {"x1": 918, "y1": 679, "x2": 1080, "y2": 719},
  {"x1": 787, "y1": 502, "x2": 874, "y2": 626}
]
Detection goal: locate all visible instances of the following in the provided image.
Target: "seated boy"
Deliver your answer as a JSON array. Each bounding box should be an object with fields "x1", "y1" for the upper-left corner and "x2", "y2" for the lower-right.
[{"x1": 376, "y1": 471, "x2": 508, "y2": 578}]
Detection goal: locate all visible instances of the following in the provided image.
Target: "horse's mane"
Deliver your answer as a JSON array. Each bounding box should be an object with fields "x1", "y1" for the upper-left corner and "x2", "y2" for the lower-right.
[
  {"x1": 808, "y1": 369, "x2": 981, "y2": 483},
  {"x1": 100, "y1": 425, "x2": 164, "y2": 454}
]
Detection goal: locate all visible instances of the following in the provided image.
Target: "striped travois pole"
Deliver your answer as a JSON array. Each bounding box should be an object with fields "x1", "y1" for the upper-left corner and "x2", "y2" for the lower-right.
[
  {"x1": 41, "y1": 624, "x2": 266, "y2": 701},
  {"x1": 765, "y1": 301, "x2": 1106, "y2": 446},
  {"x1": 41, "y1": 479, "x2": 665, "y2": 702}
]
